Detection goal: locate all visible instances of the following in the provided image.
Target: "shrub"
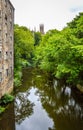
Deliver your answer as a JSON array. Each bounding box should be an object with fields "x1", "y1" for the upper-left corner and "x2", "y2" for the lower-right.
[
  {"x1": 0, "y1": 94, "x2": 14, "y2": 105},
  {"x1": 0, "y1": 106, "x2": 5, "y2": 114}
]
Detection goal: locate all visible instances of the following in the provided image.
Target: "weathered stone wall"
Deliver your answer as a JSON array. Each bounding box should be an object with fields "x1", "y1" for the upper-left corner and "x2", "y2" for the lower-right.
[{"x1": 0, "y1": 0, "x2": 14, "y2": 98}]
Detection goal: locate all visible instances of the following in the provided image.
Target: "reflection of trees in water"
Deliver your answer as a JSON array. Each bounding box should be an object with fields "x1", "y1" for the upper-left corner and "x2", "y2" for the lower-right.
[
  {"x1": 42, "y1": 86, "x2": 83, "y2": 130},
  {"x1": 15, "y1": 91, "x2": 34, "y2": 124},
  {"x1": 33, "y1": 72, "x2": 83, "y2": 130},
  {"x1": 15, "y1": 68, "x2": 83, "y2": 130}
]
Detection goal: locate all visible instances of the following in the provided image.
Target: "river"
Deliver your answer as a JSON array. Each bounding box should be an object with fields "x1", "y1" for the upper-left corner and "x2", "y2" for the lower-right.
[{"x1": 0, "y1": 68, "x2": 83, "y2": 130}]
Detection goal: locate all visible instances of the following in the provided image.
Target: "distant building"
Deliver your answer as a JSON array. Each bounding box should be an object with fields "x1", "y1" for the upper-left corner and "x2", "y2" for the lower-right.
[
  {"x1": 39, "y1": 24, "x2": 44, "y2": 34},
  {"x1": 0, "y1": 0, "x2": 14, "y2": 98}
]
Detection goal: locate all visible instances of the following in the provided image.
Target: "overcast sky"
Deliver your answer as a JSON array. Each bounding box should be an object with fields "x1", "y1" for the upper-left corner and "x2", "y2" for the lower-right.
[{"x1": 10, "y1": 0, "x2": 83, "y2": 32}]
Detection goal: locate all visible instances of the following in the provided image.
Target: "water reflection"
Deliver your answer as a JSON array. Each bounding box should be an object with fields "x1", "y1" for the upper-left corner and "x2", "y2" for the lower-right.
[
  {"x1": 15, "y1": 87, "x2": 54, "y2": 130},
  {"x1": 0, "y1": 68, "x2": 83, "y2": 130},
  {"x1": 15, "y1": 68, "x2": 83, "y2": 130},
  {"x1": 0, "y1": 102, "x2": 15, "y2": 130},
  {"x1": 15, "y1": 91, "x2": 34, "y2": 124},
  {"x1": 34, "y1": 75, "x2": 83, "y2": 130}
]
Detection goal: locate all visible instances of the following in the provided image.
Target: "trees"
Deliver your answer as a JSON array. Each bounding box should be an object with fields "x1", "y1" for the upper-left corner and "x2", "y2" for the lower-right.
[
  {"x1": 14, "y1": 12, "x2": 83, "y2": 87},
  {"x1": 34, "y1": 12, "x2": 83, "y2": 86},
  {"x1": 14, "y1": 25, "x2": 34, "y2": 86},
  {"x1": 34, "y1": 31, "x2": 42, "y2": 46}
]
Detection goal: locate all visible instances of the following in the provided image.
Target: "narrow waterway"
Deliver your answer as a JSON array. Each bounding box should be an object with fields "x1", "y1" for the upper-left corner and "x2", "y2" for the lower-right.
[{"x1": 0, "y1": 68, "x2": 83, "y2": 130}]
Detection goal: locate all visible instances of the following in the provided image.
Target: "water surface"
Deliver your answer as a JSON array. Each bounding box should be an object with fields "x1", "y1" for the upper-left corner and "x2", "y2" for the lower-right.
[{"x1": 0, "y1": 68, "x2": 83, "y2": 130}]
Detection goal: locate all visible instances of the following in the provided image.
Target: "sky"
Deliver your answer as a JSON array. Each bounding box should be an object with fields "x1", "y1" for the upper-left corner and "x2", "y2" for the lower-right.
[{"x1": 10, "y1": 0, "x2": 83, "y2": 32}]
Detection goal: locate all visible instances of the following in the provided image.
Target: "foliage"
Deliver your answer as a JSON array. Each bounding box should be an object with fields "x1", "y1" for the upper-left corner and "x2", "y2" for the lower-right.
[
  {"x1": 34, "y1": 12, "x2": 83, "y2": 86},
  {"x1": 34, "y1": 31, "x2": 42, "y2": 46},
  {"x1": 14, "y1": 69, "x2": 22, "y2": 87},
  {"x1": 14, "y1": 24, "x2": 34, "y2": 64},
  {"x1": 14, "y1": 25, "x2": 34, "y2": 86},
  {"x1": 14, "y1": 13, "x2": 83, "y2": 87},
  {"x1": 0, "y1": 94, "x2": 14, "y2": 114},
  {"x1": 0, "y1": 106, "x2": 5, "y2": 114},
  {"x1": 33, "y1": 29, "x2": 59, "y2": 66},
  {"x1": 67, "y1": 12, "x2": 83, "y2": 39},
  {"x1": 0, "y1": 94, "x2": 14, "y2": 105}
]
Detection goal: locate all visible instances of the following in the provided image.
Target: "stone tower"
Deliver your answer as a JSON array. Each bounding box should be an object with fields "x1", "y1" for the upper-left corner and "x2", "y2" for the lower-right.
[
  {"x1": 39, "y1": 24, "x2": 44, "y2": 34},
  {"x1": 0, "y1": 0, "x2": 14, "y2": 98}
]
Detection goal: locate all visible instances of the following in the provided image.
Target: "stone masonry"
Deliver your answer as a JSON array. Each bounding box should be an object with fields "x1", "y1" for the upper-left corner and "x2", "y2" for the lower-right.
[{"x1": 0, "y1": 0, "x2": 14, "y2": 98}]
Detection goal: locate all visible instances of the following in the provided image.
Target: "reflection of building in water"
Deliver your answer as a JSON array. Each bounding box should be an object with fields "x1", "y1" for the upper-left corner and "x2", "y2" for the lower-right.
[
  {"x1": 39, "y1": 24, "x2": 44, "y2": 34},
  {"x1": 0, "y1": 0, "x2": 14, "y2": 98}
]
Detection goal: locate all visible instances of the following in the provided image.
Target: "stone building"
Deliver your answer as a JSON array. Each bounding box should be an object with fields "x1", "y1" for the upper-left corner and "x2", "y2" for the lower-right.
[
  {"x1": 0, "y1": 0, "x2": 14, "y2": 98},
  {"x1": 39, "y1": 24, "x2": 44, "y2": 34}
]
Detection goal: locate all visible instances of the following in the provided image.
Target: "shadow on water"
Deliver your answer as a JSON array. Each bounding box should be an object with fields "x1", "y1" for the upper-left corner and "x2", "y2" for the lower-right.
[
  {"x1": 0, "y1": 68, "x2": 83, "y2": 130},
  {"x1": 0, "y1": 102, "x2": 15, "y2": 130}
]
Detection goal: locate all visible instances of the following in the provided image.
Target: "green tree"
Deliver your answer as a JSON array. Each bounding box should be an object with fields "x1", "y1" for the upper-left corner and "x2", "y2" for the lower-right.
[
  {"x1": 34, "y1": 31, "x2": 42, "y2": 46},
  {"x1": 14, "y1": 24, "x2": 34, "y2": 86},
  {"x1": 34, "y1": 12, "x2": 83, "y2": 86}
]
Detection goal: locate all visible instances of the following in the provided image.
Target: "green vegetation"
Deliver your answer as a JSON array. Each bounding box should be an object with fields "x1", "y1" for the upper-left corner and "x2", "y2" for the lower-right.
[
  {"x1": 34, "y1": 31, "x2": 42, "y2": 46},
  {"x1": 0, "y1": 94, "x2": 14, "y2": 114},
  {"x1": 34, "y1": 12, "x2": 83, "y2": 86},
  {"x1": 14, "y1": 12, "x2": 83, "y2": 90},
  {"x1": 0, "y1": 106, "x2": 5, "y2": 114},
  {"x1": 0, "y1": 94, "x2": 14, "y2": 105},
  {"x1": 14, "y1": 25, "x2": 34, "y2": 86}
]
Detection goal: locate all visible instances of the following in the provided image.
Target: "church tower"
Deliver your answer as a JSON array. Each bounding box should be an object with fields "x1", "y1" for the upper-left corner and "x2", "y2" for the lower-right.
[{"x1": 39, "y1": 24, "x2": 44, "y2": 34}]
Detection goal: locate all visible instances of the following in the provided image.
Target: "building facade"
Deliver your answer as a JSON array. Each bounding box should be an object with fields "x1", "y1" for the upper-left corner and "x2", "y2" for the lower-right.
[
  {"x1": 39, "y1": 24, "x2": 44, "y2": 34},
  {"x1": 0, "y1": 0, "x2": 14, "y2": 98}
]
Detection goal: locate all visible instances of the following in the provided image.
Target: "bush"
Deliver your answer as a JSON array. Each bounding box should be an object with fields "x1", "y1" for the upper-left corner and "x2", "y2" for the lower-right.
[
  {"x1": 0, "y1": 94, "x2": 14, "y2": 105},
  {"x1": 0, "y1": 106, "x2": 5, "y2": 114}
]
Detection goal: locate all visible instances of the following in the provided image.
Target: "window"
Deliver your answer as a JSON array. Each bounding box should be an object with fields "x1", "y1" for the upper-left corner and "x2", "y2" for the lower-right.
[
  {"x1": 5, "y1": 33, "x2": 7, "y2": 39},
  {"x1": 10, "y1": 51, "x2": 12, "y2": 58},
  {"x1": 5, "y1": 0, "x2": 7, "y2": 7},
  {"x1": 0, "y1": 39, "x2": 2, "y2": 44},
  {"x1": 5, "y1": 51, "x2": 8, "y2": 59},
  {"x1": 10, "y1": 36, "x2": 12, "y2": 41},
  {"x1": 10, "y1": 51, "x2": 12, "y2": 55},
  {"x1": 10, "y1": 67, "x2": 12, "y2": 74},
  {"x1": 10, "y1": 21, "x2": 12, "y2": 30},
  {"x1": 0, "y1": 72, "x2": 2, "y2": 82},
  {"x1": 0, "y1": 30, "x2": 1, "y2": 35},
  {"x1": 0, "y1": 30, "x2": 1, "y2": 40},
  {"x1": 6, "y1": 51, "x2": 8, "y2": 55},
  {"x1": 5, "y1": 22, "x2": 7, "y2": 29},
  {"x1": 0, "y1": 51, "x2": 2, "y2": 58},
  {"x1": 0, "y1": 10, "x2": 1, "y2": 18},
  {"x1": 5, "y1": 14, "x2": 7, "y2": 21},
  {"x1": 6, "y1": 69, "x2": 8, "y2": 77}
]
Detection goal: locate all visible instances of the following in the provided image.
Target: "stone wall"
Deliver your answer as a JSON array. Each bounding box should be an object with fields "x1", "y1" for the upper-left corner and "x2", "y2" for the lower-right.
[{"x1": 0, "y1": 0, "x2": 14, "y2": 98}]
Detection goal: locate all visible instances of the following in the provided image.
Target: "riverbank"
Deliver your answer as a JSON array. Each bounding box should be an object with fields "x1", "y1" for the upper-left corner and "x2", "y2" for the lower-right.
[{"x1": 0, "y1": 94, "x2": 14, "y2": 114}]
